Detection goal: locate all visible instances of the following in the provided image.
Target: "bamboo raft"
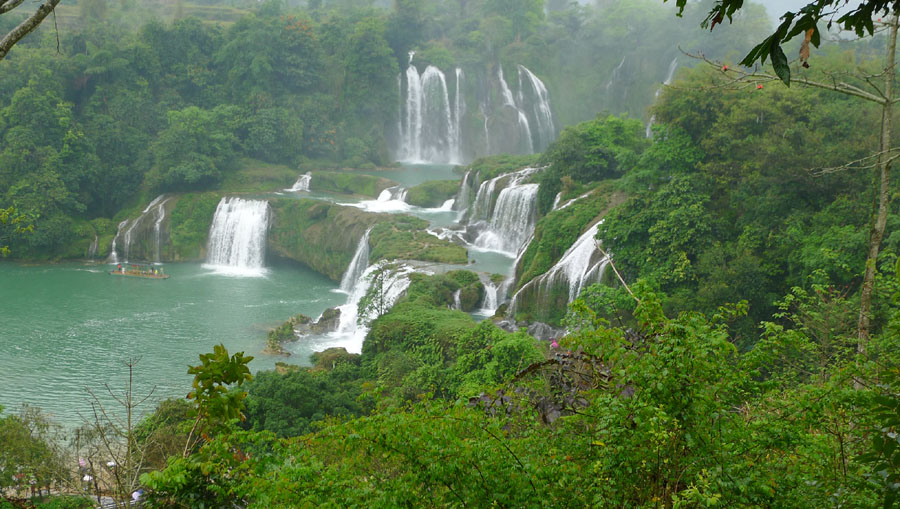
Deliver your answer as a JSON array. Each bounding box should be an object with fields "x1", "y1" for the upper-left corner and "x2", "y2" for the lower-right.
[{"x1": 109, "y1": 265, "x2": 169, "y2": 279}]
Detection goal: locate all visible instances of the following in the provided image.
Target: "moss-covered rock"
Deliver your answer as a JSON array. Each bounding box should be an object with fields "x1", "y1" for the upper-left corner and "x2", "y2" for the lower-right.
[
  {"x1": 369, "y1": 218, "x2": 467, "y2": 266},
  {"x1": 516, "y1": 184, "x2": 624, "y2": 290},
  {"x1": 268, "y1": 198, "x2": 467, "y2": 282},
  {"x1": 308, "y1": 171, "x2": 397, "y2": 197},
  {"x1": 465, "y1": 154, "x2": 539, "y2": 181},
  {"x1": 168, "y1": 192, "x2": 222, "y2": 261},
  {"x1": 219, "y1": 158, "x2": 298, "y2": 193},
  {"x1": 269, "y1": 199, "x2": 378, "y2": 281},
  {"x1": 405, "y1": 180, "x2": 460, "y2": 208},
  {"x1": 310, "y1": 347, "x2": 361, "y2": 371}
]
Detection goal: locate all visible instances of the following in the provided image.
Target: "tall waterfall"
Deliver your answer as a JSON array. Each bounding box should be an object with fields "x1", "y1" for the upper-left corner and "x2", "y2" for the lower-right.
[
  {"x1": 204, "y1": 197, "x2": 269, "y2": 276},
  {"x1": 518, "y1": 65, "x2": 555, "y2": 151},
  {"x1": 340, "y1": 228, "x2": 371, "y2": 292},
  {"x1": 108, "y1": 194, "x2": 171, "y2": 263},
  {"x1": 646, "y1": 58, "x2": 679, "y2": 138},
  {"x1": 398, "y1": 53, "x2": 462, "y2": 164},
  {"x1": 288, "y1": 173, "x2": 311, "y2": 192},
  {"x1": 498, "y1": 66, "x2": 534, "y2": 154}
]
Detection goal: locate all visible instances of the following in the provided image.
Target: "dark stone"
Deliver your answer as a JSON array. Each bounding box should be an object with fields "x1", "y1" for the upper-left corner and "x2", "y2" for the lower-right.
[{"x1": 309, "y1": 307, "x2": 341, "y2": 334}]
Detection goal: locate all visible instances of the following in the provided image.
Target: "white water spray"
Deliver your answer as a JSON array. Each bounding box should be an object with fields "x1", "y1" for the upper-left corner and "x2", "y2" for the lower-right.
[
  {"x1": 204, "y1": 197, "x2": 269, "y2": 276},
  {"x1": 340, "y1": 228, "x2": 371, "y2": 292}
]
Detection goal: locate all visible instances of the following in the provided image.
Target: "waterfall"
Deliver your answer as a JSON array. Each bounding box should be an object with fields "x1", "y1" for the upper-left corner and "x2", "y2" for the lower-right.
[
  {"x1": 331, "y1": 261, "x2": 418, "y2": 353},
  {"x1": 498, "y1": 66, "x2": 534, "y2": 154},
  {"x1": 466, "y1": 167, "x2": 541, "y2": 255},
  {"x1": 508, "y1": 222, "x2": 610, "y2": 316},
  {"x1": 646, "y1": 58, "x2": 679, "y2": 138},
  {"x1": 122, "y1": 194, "x2": 166, "y2": 261},
  {"x1": 452, "y1": 289, "x2": 461, "y2": 310},
  {"x1": 88, "y1": 235, "x2": 98, "y2": 259},
  {"x1": 517, "y1": 65, "x2": 555, "y2": 151},
  {"x1": 108, "y1": 220, "x2": 127, "y2": 264},
  {"x1": 398, "y1": 53, "x2": 462, "y2": 164},
  {"x1": 108, "y1": 195, "x2": 171, "y2": 263},
  {"x1": 204, "y1": 197, "x2": 269, "y2": 276},
  {"x1": 340, "y1": 228, "x2": 371, "y2": 292},
  {"x1": 288, "y1": 173, "x2": 311, "y2": 192},
  {"x1": 480, "y1": 104, "x2": 491, "y2": 155},
  {"x1": 403, "y1": 58, "x2": 423, "y2": 161},
  {"x1": 481, "y1": 281, "x2": 499, "y2": 313},
  {"x1": 152, "y1": 197, "x2": 171, "y2": 263},
  {"x1": 373, "y1": 186, "x2": 407, "y2": 202},
  {"x1": 606, "y1": 57, "x2": 626, "y2": 94},
  {"x1": 454, "y1": 68, "x2": 464, "y2": 162},
  {"x1": 454, "y1": 171, "x2": 473, "y2": 217},
  {"x1": 474, "y1": 183, "x2": 539, "y2": 254}
]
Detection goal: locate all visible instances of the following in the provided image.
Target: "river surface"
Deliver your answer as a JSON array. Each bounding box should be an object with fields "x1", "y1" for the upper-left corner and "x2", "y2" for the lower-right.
[
  {"x1": 0, "y1": 261, "x2": 344, "y2": 426},
  {"x1": 0, "y1": 163, "x2": 517, "y2": 428}
]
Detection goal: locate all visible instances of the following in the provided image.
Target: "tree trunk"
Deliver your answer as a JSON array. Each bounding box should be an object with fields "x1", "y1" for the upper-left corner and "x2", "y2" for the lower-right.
[{"x1": 857, "y1": 14, "x2": 898, "y2": 356}]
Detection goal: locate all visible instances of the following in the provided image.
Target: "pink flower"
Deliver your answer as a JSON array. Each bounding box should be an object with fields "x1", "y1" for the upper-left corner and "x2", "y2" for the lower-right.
[{"x1": 550, "y1": 341, "x2": 559, "y2": 348}]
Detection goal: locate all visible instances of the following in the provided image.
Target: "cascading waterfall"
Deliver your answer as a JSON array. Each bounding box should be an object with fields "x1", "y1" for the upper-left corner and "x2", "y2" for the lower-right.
[
  {"x1": 646, "y1": 58, "x2": 679, "y2": 138},
  {"x1": 517, "y1": 65, "x2": 555, "y2": 151},
  {"x1": 89, "y1": 236, "x2": 99, "y2": 259},
  {"x1": 474, "y1": 183, "x2": 539, "y2": 254},
  {"x1": 398, "y1": 53, "x2": 462, "y2": 164},
  {"x1": 288, "y1": 173, "x2": 311, "y2": 192},
  {"x1": 498, "y1": 66, "x2": 534, "y2": 154},
  {"x1": 508, "y1": 222, "x2": 610, "y2": 316},
  {"x1": 340, "y1": 228, "x2": 371, "y2": 292},
  {"x1": 331, "y1": 261, "x2": 418, "y2": 353},
  {"x1": 452, "y1": 289, "x2": 461, "y2": 310},
  {"x1": 464, "y1": 167, "x2": 541, "y2": 255},
  {"x1": 204, "y1": 197, "x2": 269, "y2": 275}
]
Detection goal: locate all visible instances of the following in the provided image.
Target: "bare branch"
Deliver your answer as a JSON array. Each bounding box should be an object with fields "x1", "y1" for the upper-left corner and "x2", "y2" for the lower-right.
[
  {"x1": 0, "y1": 0, "x2": 61, "y2": 62},
  {"x1": 0, "y1": 0, "x2": 26, "y2": 15}
]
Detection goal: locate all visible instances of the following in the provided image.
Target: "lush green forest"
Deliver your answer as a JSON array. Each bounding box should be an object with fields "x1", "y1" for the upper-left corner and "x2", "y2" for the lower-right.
[
  {"x1": 0, "y1": 0, "x2": 765, "y2": 259},
  {"x1": 3, "y1": 0, "x2": 900, "y2": 508}
]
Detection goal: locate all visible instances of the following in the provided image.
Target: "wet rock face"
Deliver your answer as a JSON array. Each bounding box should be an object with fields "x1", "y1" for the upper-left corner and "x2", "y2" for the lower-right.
[
  {"x1": 295, "y1": 308, "x2": 342, "y2": 336},
  {"x1": 527, "y1": 322, "x2": 564, "y2": 342}
]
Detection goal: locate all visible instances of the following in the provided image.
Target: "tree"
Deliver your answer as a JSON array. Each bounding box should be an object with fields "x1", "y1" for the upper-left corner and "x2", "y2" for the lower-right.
[
  {"x1": 673, "y1": 3, "x2": 899, "y2": 357},
  {"x1": 0, "y1": 0, "x2": 62, "y2": 62}
]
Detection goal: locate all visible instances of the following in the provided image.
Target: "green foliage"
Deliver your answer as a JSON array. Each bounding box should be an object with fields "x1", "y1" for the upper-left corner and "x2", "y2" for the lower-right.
[
  {"x1": 187, "y1": 344, "x2": 254, "y2": 432},
  {"x1": 268, "y1": 199, "x2": 465, "y2": 281},
  {"x1": 307, "y1": 171, "x2": 395, "y2": 197},
  {"x1": 516, "y1": 185, "x2": 616, "y2": 289},
  {"x1": 167, "y1": 192, "x2": 220, "y2": 261},
  {"x1": 0, "y1": 405, "x2": 68, "y2": 494},
  {"x1": 369, "y1": 218, "x2": 468, "y2": 265},
  {"x1": 243, "y1": 366, "x2": 368, "y2": 438},
  {"x1": 404, "y1": 179, "x2": 459, "y2": 207},
  {"x1": 537, "y1": 114, "x2": 647, "y2": 214},
  {"x1": 465, "y1": 154, "x2": 539, "y2": 181}
]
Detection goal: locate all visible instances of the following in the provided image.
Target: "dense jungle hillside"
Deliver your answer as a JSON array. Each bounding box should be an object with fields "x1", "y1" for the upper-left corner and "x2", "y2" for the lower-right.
[{"x1": 1, "y1": 0, "x2": 900, "y2": 508}]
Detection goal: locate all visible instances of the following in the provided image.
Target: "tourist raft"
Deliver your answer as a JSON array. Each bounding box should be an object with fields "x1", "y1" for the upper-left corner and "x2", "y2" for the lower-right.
[{"x1": 109, "y1": 263, "x2": 169, "y2": 279}]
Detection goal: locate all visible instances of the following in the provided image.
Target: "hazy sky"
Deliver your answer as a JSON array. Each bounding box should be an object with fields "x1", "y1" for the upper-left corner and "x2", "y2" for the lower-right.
[{"x1": 754, "y1": 0, "x2": 862, "y2": 22}]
